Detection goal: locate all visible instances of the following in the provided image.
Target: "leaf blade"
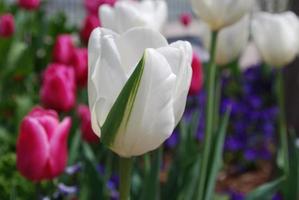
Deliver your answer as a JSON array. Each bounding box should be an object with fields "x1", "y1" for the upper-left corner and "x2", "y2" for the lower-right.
[{"x1": 101, "y1": 54, "x2": 145, "y2": 147}]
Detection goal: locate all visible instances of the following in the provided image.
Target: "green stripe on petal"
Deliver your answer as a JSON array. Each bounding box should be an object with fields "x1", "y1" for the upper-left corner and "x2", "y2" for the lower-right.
[{"x1": 101, "y1": 53, "x2": 146, "y2": 147}]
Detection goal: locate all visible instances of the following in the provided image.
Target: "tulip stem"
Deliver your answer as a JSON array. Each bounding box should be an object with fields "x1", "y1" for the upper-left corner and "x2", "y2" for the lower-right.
[
  {"x1": 119, "y1": 157, "x2": 133, "y2": 200},
  {"x1": 276, "y1": 70, "x2": 289, "y2": 175},
  {"x1": 197, "y1": 31, "x2": 219, "y2": 200}
]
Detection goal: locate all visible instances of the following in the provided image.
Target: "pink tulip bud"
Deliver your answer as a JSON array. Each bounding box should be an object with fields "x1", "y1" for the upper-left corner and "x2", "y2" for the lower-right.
[
  {"x1": 77, "y1": 105, "x2": 99, "y2": 143},
  {"x1": 0, "y1": 14, "x2": 15, "y2": 38},
  {"x1": 18, "y1": 0, "x2": 40, "y2": 10},
  {"x1": 17, "y1": 107, "x2": 72, "y2": 181},
  {"x1": 84, "y1": 0, "x2": 116, "y2": 16},
  {"x1": 71, "y1": 48, "x2": 88, "y2": 87},
  {"x1": 180, "y1": 12, "x2": 192, "y2": 27},
  {"x1": 189, "y1": 53, "x2": 203, "y2": 95},
  {"x1": 53, "y1": 34, "x2": 75, "y2": 65},
  {"x1": 80, "y1": 15, "x2": 100, "y2": 44},
  {"x1": 40, "y1": 63, "x2": 76, "y2": 112}
]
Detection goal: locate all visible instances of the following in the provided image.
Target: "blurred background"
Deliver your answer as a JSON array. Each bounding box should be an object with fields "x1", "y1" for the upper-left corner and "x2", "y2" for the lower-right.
[
  {"x1": 2, "y1": 0, "x2": 292, "y2": 24},
  {"x1": 0, "y1": 0, "x2": 298, "y2": 200}
]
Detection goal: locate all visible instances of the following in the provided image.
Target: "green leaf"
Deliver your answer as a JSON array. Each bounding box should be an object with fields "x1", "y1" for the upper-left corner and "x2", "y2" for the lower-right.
[
  {"x1": 283, "y1": 129, "x2": 299, "y2": 199},
  {"x1": 68, "y1": 130, "x2": 81, "y2": 165},
  {"x1": 81, "y1": 143, "x2": 105, "y2": 200},
  {"x1": 140, "y1": 148, "x2": 162, "y2": 200},
  {"x1": 245, "y1": 177, "x2": 285, "y2": 200},
  {"x1": 101, "y1": 53, "x2": 145, "y2": 146},
  {"x1": 205, "y1": 108, "x2": 231, "y2": 200},
  {"x1": 5, "y1": 42, "x2": 27, "y2": 73}
]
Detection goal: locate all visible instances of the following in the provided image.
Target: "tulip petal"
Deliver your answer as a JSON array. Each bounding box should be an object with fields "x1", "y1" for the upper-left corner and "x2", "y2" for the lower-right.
[
  {"x1": 89, "y1": 28, "x2": 127, "y2": 137},
  {"x1": 252, "y1": 12, "x2": 299, "y2": 67},
  {"x1": 88, "y1": 27, "x2": 119, "y2": 133},
  {"x1": 47, "y1": 117, "x2": 71, "y2": 179},
  {"x1": 100, "y1": 0, "x2": 167, "y2": 33},
  {"x1": 16, "y1": 117, "x2": 49, "y2": 181},
  {"x1": 157, "y1": 41, "x2": 193, "y2": 125},
  {"x1": 110, "y1": 49, "x2": 176, "y2": 157},
  {"x1": 215, "y1": 16, "x2": 250, "y2": 65},
  {"x1": 115, "y1": 27, "x2": 168, "y2": 74},
  {"x1": 100, "y1": 5, "x2": 118, "y2": 32},
  {"x1": 191, "y1": 0, "x2": 253, "y2": 30}
]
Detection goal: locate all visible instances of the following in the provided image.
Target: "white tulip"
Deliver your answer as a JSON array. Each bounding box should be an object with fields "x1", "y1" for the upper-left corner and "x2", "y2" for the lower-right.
[
  {"x1": 191, "y1": 0, "x2": 253, "y2": 30},
  {"x1": 88, "y1": 27, "x2": 192, "y2": 157},
  {"x1": 201, "y1": 16, "x2": 250, "y2": 66},
  {"x1": 252, "y1": 12, "x2": 299, "y2": 67},
  {"x1": 99, "y1": 0, "x2": 167, "y2": 33}
]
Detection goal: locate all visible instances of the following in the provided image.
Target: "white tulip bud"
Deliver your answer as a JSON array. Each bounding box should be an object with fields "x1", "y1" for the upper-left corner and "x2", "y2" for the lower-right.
[
  {"x1": 252, "y1": 11, "x2": 299, "y2": 67},
  {"x1": 191, "y1": 0, "x2": 253, "y2": 30},
  {"x1": 99, "y1": 0, "x2": 167, "y2": 33},
  {"x1": 88, "y1": 27, "x2": 192, "y2": 157}
]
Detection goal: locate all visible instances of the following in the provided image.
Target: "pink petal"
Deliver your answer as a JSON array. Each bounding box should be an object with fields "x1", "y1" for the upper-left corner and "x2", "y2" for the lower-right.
[
  {"x1": 46, "y1": 117, "x2": 71, "y2": 179},
  {"x1": 16, "y1": 117, "x2": 49, "y2": 181}
]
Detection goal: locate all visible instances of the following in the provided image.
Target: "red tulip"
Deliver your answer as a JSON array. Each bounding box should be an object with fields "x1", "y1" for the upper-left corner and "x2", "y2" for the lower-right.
[
  {"x1": 18, "y1": 0, "x2": 40, "y2": 10},
  {"x1": 40, "y1": 63, "x2": 76, "y2": 112},
  {"x1": 71, "y1": 48, "x2": 88, "y2": 87},
  {"x1": 84, "y1": 0, "x2": 116, "y2": 16},
  {"x1": 77, "y1": 105, "x2": 99, "y2": 143},
  {"x1": 189, "y1": 53, "x2": 203, "y2": 95},
  {"x1": 53, "y1": 34, "x2": 75, "y2": 65},
  {"x1": 180, "y1": 12, "x2": 192, "y2": 27},
  {"x1": 16, "y1": 107, "x2": 71, "y2": 181},
  {"x1": 80, "y1": 15, "x2": 100, "y2": 44},
  {"x1": 0, "y1": 14, "x2": 15, "y2": 38}
]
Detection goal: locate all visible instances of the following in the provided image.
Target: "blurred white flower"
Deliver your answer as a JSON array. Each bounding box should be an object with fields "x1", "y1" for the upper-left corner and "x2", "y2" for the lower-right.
[
  {"x1": 88, "y1": 27, "x2": 192, "y2": 157},
  {"x1": 201, "y1": 16, "x2": 250, "y2": 66},
  {"x1": 191, "y1": 0, "x2": 253, "y2": 30},
  {"x1": 252, "y1": 11, "x2": 299, "y2": 67},
  {"x1": 99, "y1": 0, "x2": 167, "y2": 33}
]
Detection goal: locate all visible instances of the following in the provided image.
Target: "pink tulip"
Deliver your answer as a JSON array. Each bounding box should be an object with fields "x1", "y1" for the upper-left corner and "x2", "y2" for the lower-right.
[
  {"x1": 53, "y1": 34, "x2": 75, "y2": 65},
  {"x1": 40, "y1": 63, "x2": 76, "y2": 112},
  {"x1": 71, "y1": 48, "x2": 88, "y2": 87},
  {"x1": 80, "y1": 15, "x2": 100, "y2": 44},
  {"x1": 0, "y1": 14, "x2": 15, "y2": 38},
  {"x1": 189, "y1": 53, "x2": 203, "y2": 95},
  {"x1": 180, "y1": 12, "x2": 192, "y2": 27},
  {"x1": 84, "y1": 0, "x2": 116, "y2": 16},
  {"x1": 18, "y1": 0, "x2": 40, "y2": 10},
  {"x1": 17, "y1": 107, "x2": 71, "y2": 181},
  {"x1": 77, "y1": 105, "x2": 99, "y2": 143}
]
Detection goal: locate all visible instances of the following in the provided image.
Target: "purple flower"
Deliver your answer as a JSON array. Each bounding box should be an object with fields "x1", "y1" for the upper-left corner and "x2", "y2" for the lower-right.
[
  {"x1": 248, "y1": 95, "x2": 263, "y2": 109},
  {"x1": 57, "y1": 183, "x2": 78, "y2": 195},
  {"x1": 225, "y1": 137, "x2": 243, "y2": 151},
  {"x1": 97, "y1": 164, "x2": 105, "y2": 175},
  {"x1": 244, "y1": 149, "x2": 257, "y2": 161},
  {"x1": 230, "y1": 191, "x2": 244, "y2": 200},
  {"x1": 165, "y1": 131, "x2": 179, "y2": 149},
  {"x1": 272, "y1": 193, "x2": 283, "y2": 200},
  {"x1": 263, "y1": 122, "x2": 275, "y2": 137},
  {"x1": 65, "y1": 163, "x2": 82, "y2": 175},
  {"x1": 107, "y1": 175, "x2": 120, "y2": 200}
]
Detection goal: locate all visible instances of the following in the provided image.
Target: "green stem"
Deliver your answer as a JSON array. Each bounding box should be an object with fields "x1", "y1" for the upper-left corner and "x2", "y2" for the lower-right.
[
  {"x1": 197, "y1": 31, "x2": 219, "y2": 200},
  {"x1": 141, "y1": 148, "x2": 162, "y2": 200},
  {"x1": 213, "y1": 72, "x2": 221, "y2": 132},
  {"x1": 276, "y1": 70, "x2": 289, "y2": 175},
  {"x1": 119, "y1": 157, "x2": 133, "y2": 200},
  {"x1": 35, "y1": 182, "x2": 41, "y2": 200}
]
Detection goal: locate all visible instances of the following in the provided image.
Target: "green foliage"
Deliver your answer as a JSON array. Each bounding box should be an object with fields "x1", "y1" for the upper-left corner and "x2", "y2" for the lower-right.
[
  {"x1": 0, "y1": 153, "x2": 35, "y2": 200},
  {"x1": 245, "y1": 177, "x2": 284, "y2": 200}
]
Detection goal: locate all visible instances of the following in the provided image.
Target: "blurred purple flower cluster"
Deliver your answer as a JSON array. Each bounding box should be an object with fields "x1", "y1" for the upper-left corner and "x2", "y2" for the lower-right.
[
  {"x1": 220, "y1": 66, "x2": 278, "y2": 164},
  {"x1": 167, "y1": 65, "x2": 278, "y2": 167}
]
